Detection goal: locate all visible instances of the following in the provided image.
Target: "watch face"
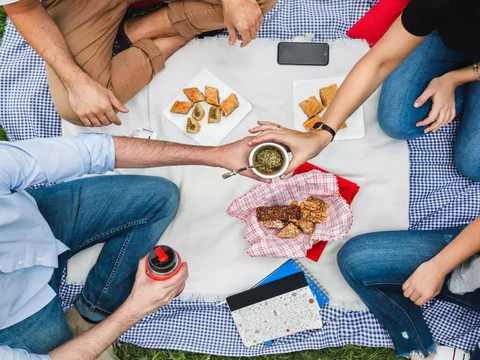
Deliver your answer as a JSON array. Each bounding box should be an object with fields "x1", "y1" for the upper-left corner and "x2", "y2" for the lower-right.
[{"x1": 312, "y1": 122, "x2": 323, "y2": 130}]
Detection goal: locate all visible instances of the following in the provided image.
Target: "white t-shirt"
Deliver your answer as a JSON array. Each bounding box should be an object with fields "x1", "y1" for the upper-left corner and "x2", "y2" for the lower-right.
[{"x1": 0, "y1": 0, "x2": 21, "y2": 5}]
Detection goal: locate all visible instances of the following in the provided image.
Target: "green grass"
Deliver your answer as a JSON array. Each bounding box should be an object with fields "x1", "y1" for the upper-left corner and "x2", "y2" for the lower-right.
[
  {"x1": 0, "y1": 125, "x2": 7, "y2": 141},
  {"x1": 114, "y1": 344, "x2": 396, "y2": 360},
  {"x1": 0, "y1": 7, "x2": 5, "y2": 45},
  {"x1": 0, "y1": 6, "x2": 396, "y2": 360}
]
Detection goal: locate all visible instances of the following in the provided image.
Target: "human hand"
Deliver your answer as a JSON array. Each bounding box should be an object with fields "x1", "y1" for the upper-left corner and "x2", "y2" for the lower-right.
[
  {"x1": 414, "y1": 74, "x2": 458, "y2": 133},
  {"x1": 402, "y1": 259, "x2": 446, "y2": 306},
  {"x1": 67, "y1": 74, "x2": 129, "y2": 127},
  {"x1": 222, "y1": 0, "x2": 263, "y2": 48},
  {"x1": 127, "y1": 257, "x2": 189, "y2": 318},
  {"x1": 217, "y1": 137, "x2": 271, "y2": 183},
  {"x1": 248, "y1": 121, "x2": 332, "y2": 177}
]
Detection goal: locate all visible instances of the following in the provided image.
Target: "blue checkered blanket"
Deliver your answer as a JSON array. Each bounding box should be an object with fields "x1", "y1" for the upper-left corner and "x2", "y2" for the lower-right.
[{"x1": 2, "y1": 0, "x2": 480, "y2": 355}]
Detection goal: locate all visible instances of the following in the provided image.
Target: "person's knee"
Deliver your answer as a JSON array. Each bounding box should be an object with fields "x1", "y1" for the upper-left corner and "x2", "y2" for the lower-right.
[
  {"x1": 377, "y1": 102, "x2": 422, "y2": 141},
  {"x1": 454, "y1": 144, "x2": 480, "y2": 182},
  {"x1": 377, "y1": 72, "x2": 426, "y2": 141},
  {"x1": 161, "y1": 179, "x2": 181, "y2": 218},
  {"x1": 337, "y1": 235, "x2": 374, "y2": 285},
  {"x1": 137, "y1": 177, "x2": 180, "y2": 219},
  {"x1": 102, "y1": 176, "x2": 179, "y2": 223}
]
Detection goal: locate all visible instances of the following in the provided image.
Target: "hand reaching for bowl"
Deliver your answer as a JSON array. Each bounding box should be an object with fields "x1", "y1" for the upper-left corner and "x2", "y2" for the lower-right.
[
  {"x1": 249, "y1": 121, "x2": 333, "y2": 178},
  {"x1": 218, "y1": 136, "x2": 271, "y2": 183}
]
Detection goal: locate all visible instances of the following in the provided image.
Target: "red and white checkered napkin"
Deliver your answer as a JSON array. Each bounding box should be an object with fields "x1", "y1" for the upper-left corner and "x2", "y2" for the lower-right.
[{"x1": 228, "y1": 170, "x2": 354, "y2": 258}]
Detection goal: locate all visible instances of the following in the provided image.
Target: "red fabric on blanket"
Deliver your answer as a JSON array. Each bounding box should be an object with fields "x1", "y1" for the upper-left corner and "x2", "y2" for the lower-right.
[
  {"x1": 346, "y1": 0, "x2": 409, "y2": 46},
  {"x1": 293, "y1": 163, "x2": 360, "y2": 261}
]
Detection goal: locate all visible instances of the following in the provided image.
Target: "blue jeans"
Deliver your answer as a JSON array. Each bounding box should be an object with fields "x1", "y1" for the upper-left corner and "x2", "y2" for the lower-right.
[
  {"x1": 0, "y1": 175, "x2": 179, "y2": 354},
  {"x1": 338, "y1": 229, "x2": 480, "y2": 358},
  {"x1": 378, "y1": 31, "x2": 480, "y2": 182}
]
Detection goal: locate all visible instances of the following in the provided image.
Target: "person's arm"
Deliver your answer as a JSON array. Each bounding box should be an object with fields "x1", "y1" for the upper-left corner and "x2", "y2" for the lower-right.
[
  {"x1": 315, "y1": 16, "x2": 426, "y2": 131},
  {"x1": 4, "y1": 0, "x2": 128, "y2": 127},
  {"x1": 112, "y1": 135, "x2": 266, "y2": 181},
  {"x1": 0, "y1": 133, "x2": 116, "y2": 193},
  {"x1": 402, "y1": 217, "x2": 480, "y2": 306},
  {"x1": 0, "y1": 133, "x2": 265, "y2": 195},
  {"x1": 113, "y1": 136, "x2": 219, "y2": 168},
  {"x1": 48, "y1": 259, "x2": 188, "y2": 360},
  {"x1": 249, "y1": 16, "x2": 426, "y2": 175}
]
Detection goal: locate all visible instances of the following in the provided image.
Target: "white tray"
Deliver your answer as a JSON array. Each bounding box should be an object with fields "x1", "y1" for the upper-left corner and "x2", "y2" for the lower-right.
[
  {"x1": 163, "y1": 69, "x2": 252, "y2": 146},
  {"x1": 293, "y1": 77, "x2": 365, "y2": 141}
]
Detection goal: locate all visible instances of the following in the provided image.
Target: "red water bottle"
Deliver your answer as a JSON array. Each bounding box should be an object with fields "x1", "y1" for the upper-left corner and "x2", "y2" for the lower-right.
[{"x1": 145, "y1": 245, "x2": 183, "y2": 281}]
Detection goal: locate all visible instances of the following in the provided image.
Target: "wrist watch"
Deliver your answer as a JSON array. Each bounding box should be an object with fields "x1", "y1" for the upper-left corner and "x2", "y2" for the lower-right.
[{"x1": 311, "y1": 121, "x2": 336, "y2": 140}]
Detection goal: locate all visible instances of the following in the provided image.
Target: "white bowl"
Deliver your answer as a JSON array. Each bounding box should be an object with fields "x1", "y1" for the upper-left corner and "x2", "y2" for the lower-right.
[{"x1": 249, "y1": 142, "x2": 290, "y2": 179}]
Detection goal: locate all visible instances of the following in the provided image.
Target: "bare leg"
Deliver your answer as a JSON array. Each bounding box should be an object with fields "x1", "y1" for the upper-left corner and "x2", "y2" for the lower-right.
[{"x1": 124, "y1": 7, "x2": 178, "y2": 43}]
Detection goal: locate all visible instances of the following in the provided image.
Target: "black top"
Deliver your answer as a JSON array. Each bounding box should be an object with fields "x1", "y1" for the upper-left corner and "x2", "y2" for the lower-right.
[{"x1": 402, "y1": 0, "x2": 480, "y2": 57}]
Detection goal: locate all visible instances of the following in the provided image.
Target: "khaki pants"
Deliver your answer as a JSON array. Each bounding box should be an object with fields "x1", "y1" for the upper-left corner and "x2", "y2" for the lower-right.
[{"x1": 44, "y1": 0, "x2": 277, "y2": 123}]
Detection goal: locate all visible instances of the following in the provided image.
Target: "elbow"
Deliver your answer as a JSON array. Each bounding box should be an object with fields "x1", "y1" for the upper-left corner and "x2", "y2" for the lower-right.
[
  {"x1": 4, "y1": 0, "x2": 41, "y2": 17},
  {"x1": 378, "y1": 58, "x2": 402, "y2": 79},
  {"x1": 360, "y1": 46, "x2": 405, "y2": 81},
  {"x1": 353, "y1": 54, "x2": 393, "y2": 81}
]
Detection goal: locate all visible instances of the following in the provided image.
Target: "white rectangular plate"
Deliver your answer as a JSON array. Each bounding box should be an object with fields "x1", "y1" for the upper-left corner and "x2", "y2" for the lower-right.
[
  {"x1": 293, "y1": 77, "x2": 365, "y2": 141},
  {"x1": 163, "y1": 69, "x2": 252, "y2": 146}
]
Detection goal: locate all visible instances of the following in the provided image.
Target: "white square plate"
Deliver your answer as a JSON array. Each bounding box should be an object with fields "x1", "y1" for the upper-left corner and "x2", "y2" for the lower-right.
[
  {"x1": 163, "y1": 69, "x2": 253, "y2": 146},
  {"x1": 293, "y1": 77, "x2": 365, "y2": 141}
]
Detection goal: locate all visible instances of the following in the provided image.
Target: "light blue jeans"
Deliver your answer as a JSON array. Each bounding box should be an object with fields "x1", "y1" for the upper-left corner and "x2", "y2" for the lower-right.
[
  {"x1": 378, "y1": 31, "x2": 480, "y2": 182},
  {"x1": 338, "y1": 228, "x2": 480, "y2": 358},
  {"x1": 0, "y1": 175, "x2": 179, "y2": 354}
]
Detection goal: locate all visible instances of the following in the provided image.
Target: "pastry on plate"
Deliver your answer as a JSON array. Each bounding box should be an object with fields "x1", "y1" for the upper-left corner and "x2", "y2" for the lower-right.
[
  {"x1": 171, "y1": 101, "x2": 194, "y2": 114},
  {"x1": 192, "y1": 103, "x2": 205, "y2": 121},
  {"x1": 220, "y1": 93, "x2": 239, "y2": 117},
  {"x1": 183, "y1": 87, "x2": 205, "y2": 103},
  {"x1": 303, "y1": 115, "x2": 321, "y2": 131},
  {"x1": 186, "y1": 117, "x2": 201, "y2": 134},
  {"x1": 340, "y1": 122, "x2": 347, "y2": 130},
  {"x1": 208, "y1": 106, "x2": 222, "y2": 124},
  {"x1": 256, "y1": 205, "x2": 301, "y2": 221},
  {"x1": 319, "y1": 84, "x2": 338, "y2": 107},
  {"x1": 299, "y1": 96, "x2": 324, "y2": 118},
  {"x1": 276, "y1": 223, "x2": 301, "y2": 238},
  {"x1": 205, "y1": 86, "x2": 220, "y2": 106}
]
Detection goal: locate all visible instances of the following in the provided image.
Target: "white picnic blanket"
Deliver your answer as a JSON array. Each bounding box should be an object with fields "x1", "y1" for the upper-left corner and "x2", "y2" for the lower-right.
[{"x1": 63, "y1": 38, "x2": 409, "y2": 311}]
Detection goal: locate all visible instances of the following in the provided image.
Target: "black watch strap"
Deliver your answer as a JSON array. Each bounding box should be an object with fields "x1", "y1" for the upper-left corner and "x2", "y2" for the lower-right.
[{"x1": 311, "y1": 121, "x2": 336, "y2": 140}]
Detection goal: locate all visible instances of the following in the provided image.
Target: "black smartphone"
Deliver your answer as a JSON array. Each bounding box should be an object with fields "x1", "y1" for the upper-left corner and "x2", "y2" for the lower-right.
[{"x1": 277, "y1": 42, "x2": 329, "y2": 66}]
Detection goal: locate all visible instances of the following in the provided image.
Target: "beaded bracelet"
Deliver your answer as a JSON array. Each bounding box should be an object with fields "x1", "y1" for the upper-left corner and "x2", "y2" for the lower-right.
[{"x1": 474, "y1": 63, "x2": 480, "y2": 81}]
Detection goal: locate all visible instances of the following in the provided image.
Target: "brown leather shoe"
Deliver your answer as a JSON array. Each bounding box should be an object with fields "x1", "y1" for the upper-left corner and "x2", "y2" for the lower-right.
[{"x1": 65, "y1": 307, "x2": 116, "y2": 360}]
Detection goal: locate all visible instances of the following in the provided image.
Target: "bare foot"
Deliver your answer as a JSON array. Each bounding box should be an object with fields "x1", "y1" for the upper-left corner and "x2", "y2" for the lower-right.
[{"x1": 153, "y1": 35, "x2": 193, "y2": 60}]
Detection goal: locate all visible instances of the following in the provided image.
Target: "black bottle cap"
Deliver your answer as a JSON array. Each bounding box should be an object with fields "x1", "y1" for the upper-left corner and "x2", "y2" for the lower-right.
[{"x1": 148, "y1": 245, "x2": 177, "y2": 274}]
